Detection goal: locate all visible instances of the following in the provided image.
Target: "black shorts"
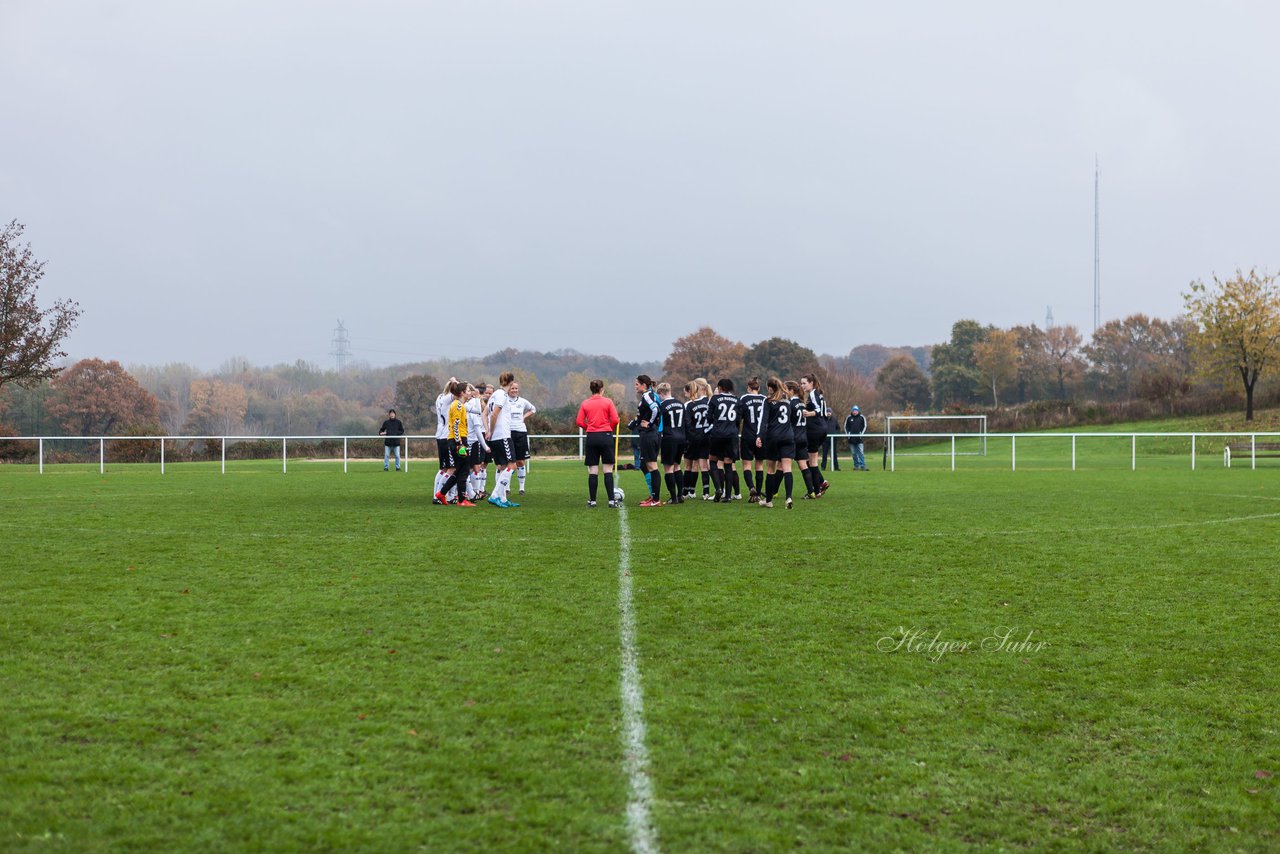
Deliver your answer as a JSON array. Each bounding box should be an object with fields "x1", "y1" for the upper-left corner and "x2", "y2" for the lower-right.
[
  {"x1": 660, "y1": 437, "x2": 686, "y2": 467},
  {"x1": 450, "y1": 438, "x2": 470, "y2": 467},
  {"x1": 740, "y1": 434, "x2": 762, "y2": 461},
  {"x1": 468, "y1": 441, "x2": 487, "y2": 465},
  {"x1": 793, "y1": 435, "x2": 809, "y2": 458},
  {"x1": 490, "y1": 437, "x2": 514, "y2": 466},
  {"x1": 638, "y1": 432, "x2": 661, "y2": 465},
  {"x1": 766, "y1": 439, "x2": 796, "y2": 463},
  {"x1": 709, "y1": 436, "x2": 738, "y2": 461},
  {"x1": 436, "y1": 438, "x2": 455, "y2": 470},
  {"x1": 512, "y1": 431, "x2": 530, "y2": 461},
  {"x1": 685, "y1": 439, "x2": 709, "y2": 461},
  {"x1": 806, "y1": 429, "x2": 828, "y2": 453},
  {"x1": 584, "y1": 432, "x2": 615, "y2": 467}
]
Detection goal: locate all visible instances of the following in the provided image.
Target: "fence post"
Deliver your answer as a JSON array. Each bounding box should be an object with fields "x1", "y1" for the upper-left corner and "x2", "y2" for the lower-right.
[
  {"x1": 951, "y1": 435, "x2": 956, "y2": 471},
  {"x1": 578, "y1": 429, "x2": 584, "y2": 460},
  {"x1": 343, "y1": 437, "x2": 348, "y2": 474},
  {"x1": 405, "y1": 438, "x2": 410, "y2": 473},
  {"x1": 890, "y1": 435, "x2": 895, "y2": 472},
  {"x1": 161, "y1": 437, "x2": 165, "y2": 475},
  {"x1": 1252, "y1": 434, "x2": 1257, "y2": 470},
  {"x1": 221, "y1": 438, "x2": 226, "y2": 474},
  {"x1": 1132, "y1": 435, "x2": 1136, "y2": 471},
  {"x1": 283, "y1": 437, "x2": 287, "y2": 474},
  {"x1": 39, "y1": 438, "x2": 43, "y2": 474},
  {"x1": 1072, "y1": 435, "x2": 1077, "y2": 471},
  {"x1": 100, "y1": 438, "x2": 105, "y2": 475},
  {"x1": 1012, "y1": 435, "x2": 1016, "y2": 472},
  {"x1": 1191, "y1": 434, "x2": 1196, "y2": 471}
]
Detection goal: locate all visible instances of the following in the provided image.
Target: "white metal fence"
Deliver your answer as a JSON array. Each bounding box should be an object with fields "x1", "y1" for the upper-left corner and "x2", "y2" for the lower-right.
[{"x1": 2, "y1": 431, "x2": 1279, "y2": 473}]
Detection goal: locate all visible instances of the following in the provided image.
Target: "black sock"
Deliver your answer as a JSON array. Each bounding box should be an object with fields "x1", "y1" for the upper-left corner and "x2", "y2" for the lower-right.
[
  {"x1": 765, "y1": 472, "x2": 779, "y2": 500},
  {"x1": 589, "y1": 473, "x2": 598, "y2": 502},
  {"x1": 604, "y1": 472, "x2": 615, "y2": 501},
  {"x1": 784, "y1": 471, "x2": 794, "y2": 499},
  {"x1": 666, "y1": 472, "x2": 679, "y2": 501},
  {"x1": 701, "y1": 471, "x2": 710, "y2": 494},
  {"x1": 710, "y1": 467, "x2": 723, "y2": 495},
  {"x1": 649, "y1": 469, "x2": 661, "y2": 499},
  {"x1": 728, "y1": 467, "x2": 739, "y2": 496},
  {"x1": 755, "y1": 470, "x2": 765, "y2": 493}
]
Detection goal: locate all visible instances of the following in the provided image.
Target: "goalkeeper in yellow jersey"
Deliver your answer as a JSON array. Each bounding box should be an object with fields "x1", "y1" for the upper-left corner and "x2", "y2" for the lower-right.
[{"x1": 435, "y1": 381, "x2": 476, "y2": 507}]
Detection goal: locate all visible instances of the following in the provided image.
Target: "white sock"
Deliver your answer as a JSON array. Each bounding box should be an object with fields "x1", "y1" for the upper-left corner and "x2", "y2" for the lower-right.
[
  {"x1": 434, "y1": 471, "x2": 445, "y2": 494},
  {"x1": 517, "y1": 467, "x2": 526, "y2": 488},
  {"x1": 498, "y1": 470, "x2": 512, "y2": 500}
]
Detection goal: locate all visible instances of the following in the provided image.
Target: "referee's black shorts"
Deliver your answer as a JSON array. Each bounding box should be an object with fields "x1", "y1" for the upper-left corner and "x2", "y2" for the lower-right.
[{"x1": 584, "y1": 432, "x2": 615, "y2": 467}]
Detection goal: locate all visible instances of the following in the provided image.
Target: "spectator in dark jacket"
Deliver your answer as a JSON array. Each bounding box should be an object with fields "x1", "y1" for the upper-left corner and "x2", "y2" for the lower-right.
[
  {"x1": 379, "y1": 409, "x2": 405, "y2": 471},
  {"x1": 844, "y1": 406, "x2": 868, "y2": 471}
]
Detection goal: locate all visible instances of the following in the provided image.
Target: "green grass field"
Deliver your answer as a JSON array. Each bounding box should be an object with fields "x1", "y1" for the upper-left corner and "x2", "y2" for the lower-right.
[{"x1": 2, "y1": 450, "x2": 1278, "y2": 851}]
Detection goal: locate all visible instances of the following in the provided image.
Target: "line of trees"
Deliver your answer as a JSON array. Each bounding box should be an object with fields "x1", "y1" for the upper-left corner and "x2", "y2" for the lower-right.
[{"x1": 5, "y1": 217, "x2": 1280, "y2": 438}]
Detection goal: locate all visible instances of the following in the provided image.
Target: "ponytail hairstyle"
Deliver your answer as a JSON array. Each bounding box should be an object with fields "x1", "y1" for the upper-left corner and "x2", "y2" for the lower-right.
[
  {"x1": 747, "y1": 376, "x2": 761, "y2": 392},
  {"x1": 450, "y1": 380, "x2": 468, "y2": 397},
  {"x1": 498, "y1": 371, "x2": 515, "y2": 387},
  {"x1": 785, "y1": 380, "x2": 801, "y2": 397},
  {"x1": 656, "y1": 382, "x2": 671, "y2": 397},
  {"x1": 589, "y1": 379, "x2": 605, "y2": 394},
  {"x1": 636, "y1": 374, "x2": 654, "y2": 389},
  {"x1": 766, "y1": 377, "x2": 787, "y2": 402},
  {"x1": 683, "y1": 382, "x2": 695, "y2": 400},
  {"x1": 717, "y1": 378, "x2": 735, "y2": 393},
  {"x1": 802, "y1": 372, "x2": 823, "y2": 394},
  {"x1": 696, "y1": 379, "x2": 712, "y2": 399}
]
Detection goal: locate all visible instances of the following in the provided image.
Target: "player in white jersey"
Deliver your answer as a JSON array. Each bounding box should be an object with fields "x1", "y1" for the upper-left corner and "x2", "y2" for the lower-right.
[
  {"x1": 507, "y1": 391, "x2": 537, "y2": 495},
  {"x1": 433, "y1": 376, "x2": 458, "y2": 503},
  {"x1": 464, "y1": 383, "x2": 491, "y2": 500},
  {"x1": 485, "y1": 372, "x2": 520, "y2": 508}
]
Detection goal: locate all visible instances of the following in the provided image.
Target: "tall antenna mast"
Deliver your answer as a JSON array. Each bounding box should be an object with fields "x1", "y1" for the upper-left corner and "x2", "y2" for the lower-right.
[
  {"x1": 1046, "y1": 305, "x2": 1055, "y2": 329},
  {"x1": 330, "y1": 320, "x2": 351, "y2": 372},
  {"x1": 1093, "y1": 158, "x2": 1101, "y2": 333}
]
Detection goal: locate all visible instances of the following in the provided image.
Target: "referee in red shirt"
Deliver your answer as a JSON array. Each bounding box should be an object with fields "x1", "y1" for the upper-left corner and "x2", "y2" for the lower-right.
[{"x1": 576, "y1": 380, "x2": 621, "y2": 507}]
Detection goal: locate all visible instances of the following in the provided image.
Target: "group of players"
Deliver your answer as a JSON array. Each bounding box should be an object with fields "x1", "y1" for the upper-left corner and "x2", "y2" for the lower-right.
[
  {"x1": 630, "y1": 373, "x2": 832, "y2": 509},
  {"x1": 431, "y1": 372, "x2": 536, "y2": 509},
  {"x1": 576, "y1": 373, "x2": 832, "y2": 509},
  {"x1": 428, "y1": 369, "x2": 833, "y2": 510}
]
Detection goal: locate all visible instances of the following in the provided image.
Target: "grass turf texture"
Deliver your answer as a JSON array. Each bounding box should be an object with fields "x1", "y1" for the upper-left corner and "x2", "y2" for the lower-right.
[{"x1": 1, "y1": 456, "x2": 1277, "y2": 851}]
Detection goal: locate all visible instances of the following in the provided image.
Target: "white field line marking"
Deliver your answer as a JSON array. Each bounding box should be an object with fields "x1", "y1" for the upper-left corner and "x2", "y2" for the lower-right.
[
  {"x1": 619, "y1": 510, "x2": 1280, "y2": 546},
  {"x1": 617, "y1": 503, "x2": 658, "y2": 854}
]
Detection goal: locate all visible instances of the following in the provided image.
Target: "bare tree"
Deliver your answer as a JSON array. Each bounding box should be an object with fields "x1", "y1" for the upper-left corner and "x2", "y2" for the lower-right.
[{"x1": 0, "y1": 221, "x2": 81, "y2": 392}]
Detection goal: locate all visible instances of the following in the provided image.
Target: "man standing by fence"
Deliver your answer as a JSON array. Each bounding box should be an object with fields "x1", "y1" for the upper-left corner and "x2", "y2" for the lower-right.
[
  {"x1": 379, "y1": 408, "x2": 405, "y2": 471},
  {"x1": 845, "y1": 405, "x2": 868, "y2": 471}
]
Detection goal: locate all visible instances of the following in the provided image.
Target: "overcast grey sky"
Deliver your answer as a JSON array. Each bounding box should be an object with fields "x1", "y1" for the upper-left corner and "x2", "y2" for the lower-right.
[{"x1": 4, "y1": 1, "x2": 1278, "y2": 370}]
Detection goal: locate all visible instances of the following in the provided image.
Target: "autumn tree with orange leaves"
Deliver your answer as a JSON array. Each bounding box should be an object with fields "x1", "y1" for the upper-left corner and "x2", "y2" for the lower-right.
[
  {"x1": 46, "y1": 359, "x2": 160, "y2": 436},
  {"x1": 1184, "y1": 268, "x2": 1280, "y2": 421}
]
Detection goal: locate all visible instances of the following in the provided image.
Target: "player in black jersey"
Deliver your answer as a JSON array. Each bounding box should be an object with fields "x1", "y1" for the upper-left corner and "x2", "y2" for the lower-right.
[
  {"x1": 707, "y1": 378, "x2": 741, "y2": 502},
  {"x1": 800, "y1": 373, "x2": 831, "y2": 497},
  {"x1": 786, "y1": 380, "x2": 813, "y2": 499},
  {"x1": 656, "y1": 382, "x2": 687, "y2": 504},
  {"x1": 737, "y1": 376, "x2": 767, "y2": 502},
  {"x1": 783, "y1": 381, "x2": 814, "y2": 501},
  {"x1": 633, "y1": 374, "x2": 663, "y2": 507},
  {"x1": 753, "y1": 376, "x2": 796, "y2": 508},
  {"x1": 683, "y1": 379, "x2": 712, "y2": 498}
]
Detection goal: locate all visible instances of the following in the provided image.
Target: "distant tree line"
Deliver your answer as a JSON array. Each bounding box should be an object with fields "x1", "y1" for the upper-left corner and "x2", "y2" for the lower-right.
[{"x1": 4, "y1": 213, "x2": 1280, "y2": 439}]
